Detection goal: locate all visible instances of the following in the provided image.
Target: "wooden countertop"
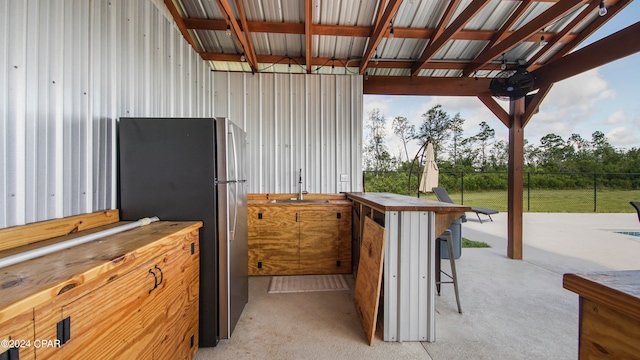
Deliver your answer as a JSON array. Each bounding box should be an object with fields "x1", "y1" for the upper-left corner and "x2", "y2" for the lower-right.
[
  {"x1": 346, "y1": 192, "x2": 471, "y2": 213},
  {"x1": 0, "y1": 221, "x2": 202, "y2": 322},
  {"x1": 563, "y1": 270, "x2": 640, "y2": 321}
]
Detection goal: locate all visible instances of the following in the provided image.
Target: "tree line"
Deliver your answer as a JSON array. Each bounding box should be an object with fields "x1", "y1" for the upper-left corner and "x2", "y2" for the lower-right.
[{"x1": 363, "y1": 105, "x2": 640, "y2": 192}]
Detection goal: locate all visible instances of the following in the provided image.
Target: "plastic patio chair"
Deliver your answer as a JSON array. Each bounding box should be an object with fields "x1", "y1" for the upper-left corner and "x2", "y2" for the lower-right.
[
  {"x1": 432, "y1": 187, "x2": 499, "y2": 224},
  {"x1": 631, "y1": 202, "x2": 640, "y2": 222}
]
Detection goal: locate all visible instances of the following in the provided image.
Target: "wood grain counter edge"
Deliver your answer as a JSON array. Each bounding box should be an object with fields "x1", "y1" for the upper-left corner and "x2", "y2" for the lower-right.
[
  {"x1": 345, "y1": 192, "x2": 471, "y2": 213},
  {"x1": 0, "y1": 221, "x2": 202, "y2": 323},
  {"x1": 563, "y1": 271, "x2": 640, "y2": 322}
]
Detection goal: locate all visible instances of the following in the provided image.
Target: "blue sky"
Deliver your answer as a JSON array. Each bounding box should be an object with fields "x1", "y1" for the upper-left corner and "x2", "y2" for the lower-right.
[{"x1": 364, "y1": 2, "x2": 640, "y2": 160}]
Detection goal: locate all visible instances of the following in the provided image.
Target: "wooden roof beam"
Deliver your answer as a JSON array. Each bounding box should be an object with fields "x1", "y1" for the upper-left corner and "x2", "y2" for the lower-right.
[
  {"x1": 478, "y1": 96, "x2": 510, "y2": 127},
  {"x1": 523, "y1": 85, "x2": 553, "y2": 127},
  {"x1": 462, "y1": 0, "x2": 587, "y2": 77},
  {"x1": 533, "y1": 21, "x2": 640, "y2": 89},
  {"x1": 182, "y1": 18, "x2": 577, "y2": 43},
  {"x1": 537, "y1": 0, "x2": 633, "y2": 68},
  {"x1": 359, "y1": 0, "x2": 402, "y2": 75},
  {"x1": 526, "y1": 1, "x2": 598, "y2": 70},
  {"x1": 363, "y1": 76, "x2": 493, "y2": 96},
  {"x1": 234, "y1": 0, "x2": 258, "y2": 71},
  {"x1": 163, "y1": 0, "x2": 200, "y2": 52},
  {"x1": 215, "y1": 0, "x2": 259, "y2": 72},
  {"x1": 305, "y1": 0, "x2": 313, "y2": 73},
  {"x1": 411, "y1": 0, "x2": 489, "y2": 77}
]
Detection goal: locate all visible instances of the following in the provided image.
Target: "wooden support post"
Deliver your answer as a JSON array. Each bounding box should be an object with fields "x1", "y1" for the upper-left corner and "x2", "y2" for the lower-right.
[{"x1": 507, "y1": 98, "x2": 525, "y2": 260}]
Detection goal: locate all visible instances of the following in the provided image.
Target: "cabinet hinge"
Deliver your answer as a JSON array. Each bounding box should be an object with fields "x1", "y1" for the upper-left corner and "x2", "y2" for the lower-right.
[
  {"x1": 257, "y1": 262, "x2": 263, "y2": 269},
  {"x1": 191, "y1": 242, "x2": 195, "y2": 255},
  {"x1": 336, "y1": 260, "x2": 341, "y2": 267},
  {"x1": 337, "y1": 212, "x2": 341, "y2": 219},
  {"x1": 57, "y1": 316, "x2": 71, "y2": 345},
  {"x1": 190, "y1": 334, "x2": 195, "y2": 348},
  {"x1": 258, "y1": 213, "x2": 263, "y2": 219},
  {"x1": 1, "y1": 347, "x2": 20, "y2": 360}
]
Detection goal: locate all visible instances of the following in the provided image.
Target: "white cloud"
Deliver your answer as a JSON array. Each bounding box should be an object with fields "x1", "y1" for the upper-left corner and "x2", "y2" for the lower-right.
[
  {"x1": 605, "y1": 110, "x2": 627, "y2": 124},
  {"x1": 525, "y1": 69, "x2": 616, "y2": 141},
  {"x1": 606, "y1": 127, "x2": 637, "y2": 147}
]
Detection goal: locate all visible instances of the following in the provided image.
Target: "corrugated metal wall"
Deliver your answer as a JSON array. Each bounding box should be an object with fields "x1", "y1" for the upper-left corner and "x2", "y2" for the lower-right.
[{"x1": 0, "y1": 0, "x2": 362, "y2": 229}]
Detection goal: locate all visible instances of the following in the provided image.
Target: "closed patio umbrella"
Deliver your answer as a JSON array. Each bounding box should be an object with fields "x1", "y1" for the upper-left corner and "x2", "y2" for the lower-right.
[{"x1": 419, "y1": 142, "x2": 439, "y2": 193}]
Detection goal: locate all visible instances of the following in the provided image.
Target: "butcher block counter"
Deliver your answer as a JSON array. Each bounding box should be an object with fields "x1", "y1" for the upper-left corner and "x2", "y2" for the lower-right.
[
  {"x1": 563, "y1": 271, "x2": 640, "y2": 359},
  {"x1": 346, "y1": 192, "x2": 470, "y2": 343},
  {"x1": 0, "y1": 217, "x2": 201, "y2": 360}
]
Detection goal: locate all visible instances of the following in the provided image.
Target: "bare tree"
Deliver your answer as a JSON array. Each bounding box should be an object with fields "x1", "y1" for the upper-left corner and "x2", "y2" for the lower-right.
[
  {"x1": 363, "y1": 108, "x2": 395, "y2": 172},
  {"x1": 392, "y1": 116, "x2": 415, "y2": 162}
]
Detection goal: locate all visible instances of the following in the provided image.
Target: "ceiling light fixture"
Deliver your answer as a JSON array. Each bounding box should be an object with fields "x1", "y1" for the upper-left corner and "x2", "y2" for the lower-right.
[
  {"x1": 374, "y1": 54, "x2": 379, "y2": 65},
  {"x1": 240, "y1": 53, "x2": 245, "y2": 62},
  {"x1": 598, "y1": 1, "x2": 607, "y2": 16},
  {"x1": 501, "y1": 54, "x2": 506, "y2": 70},
  {"x1": 539, "y1": 35, "x2": 547, "y2": 47},
  {"x1": 389, "y1": 27, "x2": 395, "y2": 39},
  {"x1": 226, "y1": 25, "x2": 232, "y2": 36}
]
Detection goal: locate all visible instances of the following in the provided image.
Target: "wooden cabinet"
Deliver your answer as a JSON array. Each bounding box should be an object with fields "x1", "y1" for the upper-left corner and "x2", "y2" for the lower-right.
[
  {"x1": 248, "y1": 203, "x2": 351, "y2": 275},
  {"x1": 0, "y1": 220, "x2": 200, "y2": 360},
  {"x1": 564, "y1": 271, "x2": 640, "y2": 359}
]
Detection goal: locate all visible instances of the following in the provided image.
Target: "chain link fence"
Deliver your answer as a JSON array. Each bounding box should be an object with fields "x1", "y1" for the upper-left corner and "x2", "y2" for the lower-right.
[{"x1": 363, "y1": 170, "x2": 640, "y2": 213}]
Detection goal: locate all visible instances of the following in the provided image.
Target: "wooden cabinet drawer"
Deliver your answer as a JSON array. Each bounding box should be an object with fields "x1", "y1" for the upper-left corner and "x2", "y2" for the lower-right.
[
  {"x1": 0, "y1": 310, "x2": 35, "y2": 360},
  {"x1": 33, "y1": 230, "x2": 199, "y2": 360}
]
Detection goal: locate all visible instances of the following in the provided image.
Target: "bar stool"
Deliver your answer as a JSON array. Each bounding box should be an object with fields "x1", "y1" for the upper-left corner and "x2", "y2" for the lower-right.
[{"x1": 435, "y1": 229, "x2": 462, "y2": 313}]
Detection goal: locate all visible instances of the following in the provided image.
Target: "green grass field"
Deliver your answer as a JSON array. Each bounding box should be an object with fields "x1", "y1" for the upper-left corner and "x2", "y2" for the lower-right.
[{"x1": 422, "y1": 189, "x2": 640, "y2": 213}]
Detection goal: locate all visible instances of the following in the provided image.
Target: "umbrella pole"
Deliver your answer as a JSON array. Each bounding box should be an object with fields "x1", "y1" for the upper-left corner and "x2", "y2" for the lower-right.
[{"x1": 409, "y1": 142, "x2": 428, "y2": 198}]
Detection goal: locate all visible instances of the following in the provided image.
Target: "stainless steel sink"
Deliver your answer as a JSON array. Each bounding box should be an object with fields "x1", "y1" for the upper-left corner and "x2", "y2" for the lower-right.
[{"x1": 268, "y1": 199, "x2": 330, "y2": 204}]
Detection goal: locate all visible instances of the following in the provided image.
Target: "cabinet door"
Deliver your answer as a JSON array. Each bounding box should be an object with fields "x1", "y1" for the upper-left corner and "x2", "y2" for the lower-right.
[
  {"x1": 0, "y1": 310, "x2": 35, "y2": 360},
  {"x1": 258, "y1": 206, "x2": 300, "y2": 274},
  {"x1": 299, "y1": 207, "x2": 340, "y2": 274},
  {"x1": 247, "y1": 205, "x2": 262, "y2": 275},
  {"x1": 337, "y1": 205, "x2": 353, "y2": 274}
]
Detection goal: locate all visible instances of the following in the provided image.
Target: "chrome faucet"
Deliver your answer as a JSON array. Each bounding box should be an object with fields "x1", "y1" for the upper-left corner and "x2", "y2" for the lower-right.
[{"x1": 298, "y1": 169, "x2": 303, "y2": 200}]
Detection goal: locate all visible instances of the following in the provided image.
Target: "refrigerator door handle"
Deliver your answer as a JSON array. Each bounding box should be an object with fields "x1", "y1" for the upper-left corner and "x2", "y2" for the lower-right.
[{"x1": 229, "y1": 127, "x2": 239, "y2": 242}]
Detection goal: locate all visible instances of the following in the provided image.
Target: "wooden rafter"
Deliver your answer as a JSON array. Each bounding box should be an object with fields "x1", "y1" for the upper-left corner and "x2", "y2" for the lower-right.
[
  {"x1": 533, "y1": 21, "x2": 640, "y2": 89},
  {"x1": 215, "y1": 0, "x2": 259, "y2": 72},
  {"x1": 432, "y1": 0, "x2": 462, "y2": 42},
  {"x1": 234, "y1": 0, "x2": 258, "y2": 71},
  {"x1": 492, "y1": 0, "x2": 534, "y2": 45},
  {"x1": 359, "y1": 0, "x2": 402, "y2": 75},
  {"x1": 538, "y1": 0, "x2": 633, "y2": 68},
  {"x1": 462, "y1": 0, "x2": 587, "y2": 77},
  {"x1": 200, "y1": 52, "x2": 506, "y2": 72},
  {"x1": 363, "y1": 76, "x2": 493, "y2": 96},
  {"x1": 523, "y1": 85, "x2": 553, "y2": 127},
  {"x1": 411, "y1": 0, "x2": 489, "y2": 77},
  {"x1": 478, "y1": 96, "x2": 510, "y2": 127},
  {"x1": 182, "y1": 18, "x2": 577, "y2": 43},
  {"x1": 305, "y1": 0, "x2": 313, "y2": 73},
  {"x1": 465, "y1": 0, "x2": 534, "y2": 77},
  {"x1": 163, "y1": 0, "x2": 200, "y2": 52},
  {"x1": 526, "y1": 1, "x2": 598, "y2": 71}
]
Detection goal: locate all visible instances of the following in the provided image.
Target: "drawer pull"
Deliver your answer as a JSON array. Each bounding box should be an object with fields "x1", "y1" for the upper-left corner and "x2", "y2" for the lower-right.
[
  {"x1": 148, "y1": 269, "x2": 158, "y2": 294},
  {"x1": 154, "y1": 265, "x2": 163, "y2": 286}
]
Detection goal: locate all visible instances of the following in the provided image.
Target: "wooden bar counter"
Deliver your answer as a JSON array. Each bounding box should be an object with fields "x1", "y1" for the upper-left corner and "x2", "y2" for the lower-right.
[
  {"x1": 346, "y1": 192, "x2": 469, "y2": 343},
  {"x1": 563, "y1": 271, "x2": 640, "y2": 359}
]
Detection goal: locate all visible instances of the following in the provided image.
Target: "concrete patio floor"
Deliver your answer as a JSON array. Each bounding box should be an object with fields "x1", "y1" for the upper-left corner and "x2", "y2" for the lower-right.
[{"x1": 195, "y1": 212, "x2": 640, "y2": 360}]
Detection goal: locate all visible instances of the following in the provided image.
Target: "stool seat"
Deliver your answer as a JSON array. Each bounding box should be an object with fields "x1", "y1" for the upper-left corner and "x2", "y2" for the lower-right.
[{"x1": 436, "y1": 229, "x2": 462, "y2": 313}]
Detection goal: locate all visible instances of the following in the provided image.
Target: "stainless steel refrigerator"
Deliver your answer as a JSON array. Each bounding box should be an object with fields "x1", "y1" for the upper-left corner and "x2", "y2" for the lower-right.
[{"x1": 117, "y1": 117, "x2": 248, "y2": 347}]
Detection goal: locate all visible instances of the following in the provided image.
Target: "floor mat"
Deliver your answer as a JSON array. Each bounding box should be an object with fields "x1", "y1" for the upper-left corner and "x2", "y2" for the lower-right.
[{"x1": 268, "y1": 274, "x2": 349, "y2": 294}]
